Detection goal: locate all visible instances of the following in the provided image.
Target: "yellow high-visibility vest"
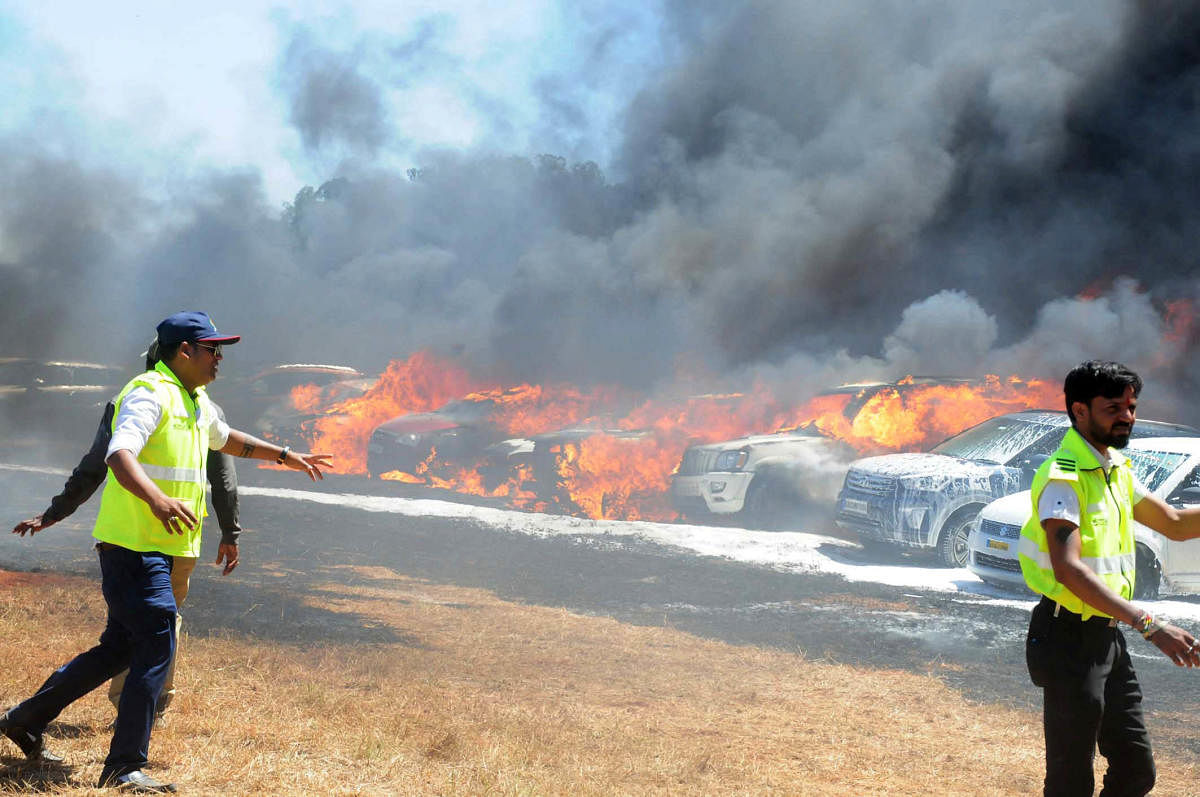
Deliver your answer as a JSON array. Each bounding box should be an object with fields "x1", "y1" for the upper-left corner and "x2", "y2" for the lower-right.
[
  {"x1": 1018, "y1": 426, "x2": 1136, "y2": 619},
  {"x1": 93, "y1": 361, "x2": 212, "y2": 557}
]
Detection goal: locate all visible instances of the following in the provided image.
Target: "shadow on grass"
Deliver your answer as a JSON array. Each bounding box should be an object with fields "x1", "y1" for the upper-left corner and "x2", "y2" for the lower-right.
[
  {"x1": 0, "y1": 758, "x2": 73, "y2": 793},
  {"x1": 178, "y1": 561, "x2": 432, "y2": 648}
]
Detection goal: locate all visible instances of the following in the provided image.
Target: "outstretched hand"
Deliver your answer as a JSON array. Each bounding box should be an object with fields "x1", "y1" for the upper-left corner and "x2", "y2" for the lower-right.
[
  {"x1": 282, "y1": 451, "x2": 332, "y2": 481},
  {"x1": 13, "y1": 514, "x2": 56, "y2": 536},
  {"x1": 1151, "y1": 623, "x2": 1200, "y2": 668}
]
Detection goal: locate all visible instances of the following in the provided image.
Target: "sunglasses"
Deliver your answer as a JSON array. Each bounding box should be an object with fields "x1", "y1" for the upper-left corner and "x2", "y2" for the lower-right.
[{"x1": 192, "y1": 342, "x2": 223, "y2": 357}]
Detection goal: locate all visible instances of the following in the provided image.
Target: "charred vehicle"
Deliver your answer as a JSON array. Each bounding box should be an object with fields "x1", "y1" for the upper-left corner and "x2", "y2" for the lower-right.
[
  {"x1": 222, "y1": 363, "x2": 370, "y2": 432},
  {"x1": 836, "y1": 411, "x2": 1198, "y2": 568},
  {"x1": 366, "y1": 397, "x2": 503, "y2": 478},
  {"x1": 669, "y1": 379, "x2": 970, "y2": 529},
  {"x1": 479, "y1": 425, "x2": 654, "y2": 502},
  {"x1": 252, "y1": 369, "x2": 377, "y2": 449},
  {"x1": 0, "y1": 358, "x2": 123, "y2": 439},
  {"x1": 968, "y1": 436, "x2": 1200, "y2": 599}
]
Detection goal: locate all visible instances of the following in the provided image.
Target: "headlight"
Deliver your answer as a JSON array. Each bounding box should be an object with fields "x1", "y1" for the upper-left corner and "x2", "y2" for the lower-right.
[{"x1": 714, "y1": 449, "x2": 748, "y2": 471}]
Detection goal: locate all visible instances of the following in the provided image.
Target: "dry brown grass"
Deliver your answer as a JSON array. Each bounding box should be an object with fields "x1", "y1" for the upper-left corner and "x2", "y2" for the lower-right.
[{"x1": 0, "y1": 566, "x2": 1197, "y2": 795}]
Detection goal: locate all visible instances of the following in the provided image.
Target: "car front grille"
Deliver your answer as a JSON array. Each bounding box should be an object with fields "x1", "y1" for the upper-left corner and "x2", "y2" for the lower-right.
[
  {"x1": 843, "y1": 471, "x2": 897, "y2": 497},
  {"x1": 975, "y1": 552, "x2": 1021, "y2": 573},
  {"x1": 676, "y1": 449, "x2": 717, "y2": 476},
  {"x1": 980, "y1": 518, "x2": 1021, "y2": 540}
]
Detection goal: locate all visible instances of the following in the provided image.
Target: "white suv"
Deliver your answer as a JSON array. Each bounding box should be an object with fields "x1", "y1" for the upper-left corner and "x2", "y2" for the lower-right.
[{"x1": 967, "y1": 436, "x2": 1200, "y2": 599}]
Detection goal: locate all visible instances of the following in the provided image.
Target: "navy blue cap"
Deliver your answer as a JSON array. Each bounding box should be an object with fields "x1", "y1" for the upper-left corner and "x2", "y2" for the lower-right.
[{"x1": 156, "y1": 311, "x2": 241, "y2": 347}]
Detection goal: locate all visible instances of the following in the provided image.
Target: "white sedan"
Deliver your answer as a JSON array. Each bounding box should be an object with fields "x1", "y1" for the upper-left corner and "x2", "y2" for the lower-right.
[{"x1": 967, "y1": 436, "x2": 1200, "y2": 599}]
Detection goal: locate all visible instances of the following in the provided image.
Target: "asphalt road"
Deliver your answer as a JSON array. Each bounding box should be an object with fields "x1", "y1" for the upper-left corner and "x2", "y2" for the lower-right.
[{"x1": 3, "y1": 436, "x2": 1200, "y2": 760}]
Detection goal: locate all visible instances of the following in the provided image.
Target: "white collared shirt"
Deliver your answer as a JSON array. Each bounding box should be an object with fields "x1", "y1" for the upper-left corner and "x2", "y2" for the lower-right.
[{"x1": 107, "y1": 387, "x2": 230, "y2": 459}]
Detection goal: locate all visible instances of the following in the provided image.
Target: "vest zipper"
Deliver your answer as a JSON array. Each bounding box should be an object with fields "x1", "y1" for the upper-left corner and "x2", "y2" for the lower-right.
[
  {"x1": 1104, "y1": 467, "x2": 1123, "y2": 530},
  {"x1": 1104, "y1": 466, "x2": 1133, "y2": 584}
]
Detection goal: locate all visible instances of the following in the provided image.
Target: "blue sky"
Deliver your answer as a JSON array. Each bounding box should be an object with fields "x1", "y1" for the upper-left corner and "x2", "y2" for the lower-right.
[{"x1": 0, "y1": 0, "x2": 664, "y2": 202}]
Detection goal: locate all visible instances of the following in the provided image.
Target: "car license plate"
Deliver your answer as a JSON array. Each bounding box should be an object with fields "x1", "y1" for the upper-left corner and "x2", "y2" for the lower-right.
[
  {"x1": 987, "y1": 539, "x2": 1010, "y2": 551},
  {"x1": 674, "y1": 481, "x2": 701, "y2": 496},
  {"x1": 842, "y1": 498, "x2": 869, "y2": 516}
]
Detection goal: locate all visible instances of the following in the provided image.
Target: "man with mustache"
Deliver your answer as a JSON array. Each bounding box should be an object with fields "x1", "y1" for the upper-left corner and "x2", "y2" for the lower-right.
[{"x1": 1020, "y1": 360, "x2": 1200, "y2": 796}]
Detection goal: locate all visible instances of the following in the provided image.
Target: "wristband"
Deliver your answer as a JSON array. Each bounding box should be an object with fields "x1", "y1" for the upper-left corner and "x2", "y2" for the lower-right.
[
  {"x1": 1136, "y1": 611, "x2": 1164, "y2": 640},
  {"x1": 276, "y1": 446, "x2": 291, "y2": 465},
  {"x1": 1143, "y1": 619, "x2": 1166, "y2": 640}
]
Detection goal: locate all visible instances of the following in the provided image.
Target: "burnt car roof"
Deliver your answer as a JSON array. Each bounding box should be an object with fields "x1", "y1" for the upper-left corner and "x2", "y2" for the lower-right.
[
  {"x1": 818, "y1": 376, "x2": 974, "y2": 394},
  {"x1": 249, "y1": 363, "x2": 365, "y2": 380}
]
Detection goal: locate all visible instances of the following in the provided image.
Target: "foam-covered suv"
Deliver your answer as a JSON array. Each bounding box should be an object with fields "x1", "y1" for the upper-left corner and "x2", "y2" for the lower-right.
[{"x1": 835, "y1": 411, "x2": 1198, "y2": 567}]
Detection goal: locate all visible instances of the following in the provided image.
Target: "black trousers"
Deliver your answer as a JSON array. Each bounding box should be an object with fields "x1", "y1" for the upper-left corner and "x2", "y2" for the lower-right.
[{"x1": 1026, "y1": 597, "x2": 1155, "y2": 797}]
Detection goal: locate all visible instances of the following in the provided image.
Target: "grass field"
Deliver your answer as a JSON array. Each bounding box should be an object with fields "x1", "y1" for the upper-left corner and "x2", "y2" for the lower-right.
[{"x1": 0, "y1": 566, "x2": 1196, "y2": 795}]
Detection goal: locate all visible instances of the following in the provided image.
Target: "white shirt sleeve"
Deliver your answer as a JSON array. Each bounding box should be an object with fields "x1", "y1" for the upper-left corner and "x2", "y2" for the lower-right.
[
  {"x1": 209, "y1": 410, "x2": 230, "y2": 450},
  {"x1": 107, "y1": 387, "x2": 163, "y2": 459},
  {"x1": 1037, "y1": 480, "x2": 1081, "y2": 526},
  {"x1": 208, "y1": 399, "x2": 231, "y2": 450}
]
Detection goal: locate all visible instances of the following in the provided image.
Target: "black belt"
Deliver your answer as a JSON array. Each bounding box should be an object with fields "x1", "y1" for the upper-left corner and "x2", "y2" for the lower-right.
[
  {"x1": 1039, "y1": 596, "x2": 1117, "y2": 627},
  {"x1": 94, "y1": 541, "x2": 123, "y2": 552}
]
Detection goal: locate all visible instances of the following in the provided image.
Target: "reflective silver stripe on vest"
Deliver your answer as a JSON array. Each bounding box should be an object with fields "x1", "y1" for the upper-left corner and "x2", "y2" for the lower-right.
[
  {"x1": 1017, "y1": 536, "x2": 1051, "y2": 569},
  {"x1": 140, "y1": 463, "x2": 205, "y2": 483},
  {"x1": 1017, "y1": 536, "x2": 1133, "y2": 575},
  {"x1": 1086, "y1": 552, "x2": 1135, "y2": 575}
]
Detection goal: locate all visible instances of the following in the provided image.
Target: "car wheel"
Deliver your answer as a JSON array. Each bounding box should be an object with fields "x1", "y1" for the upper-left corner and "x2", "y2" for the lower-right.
[
  {"x1": 937, "y1": 510, "x2": 977, "y2": 569},
  {"x1": 743, "y1": 478, "x2": 783, "y2": 531},
  {"x1": 1133, "y1": 544, "x2": 1161, "y2": 601}
]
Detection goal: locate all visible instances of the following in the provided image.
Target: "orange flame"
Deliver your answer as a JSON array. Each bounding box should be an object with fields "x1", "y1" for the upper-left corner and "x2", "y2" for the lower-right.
[
  {"x1": 287, "y1": 354, "x2": 1062, "y2": 521},
  {"x1": 305, "y1": 352, "x2": 488, "y2": 473},
  {"x1": 290, "y1": 383, "x2": 325, "y2": 414},
  {"x1": 1164, "y1": 299, "x2": 1195, "y2": 346}
]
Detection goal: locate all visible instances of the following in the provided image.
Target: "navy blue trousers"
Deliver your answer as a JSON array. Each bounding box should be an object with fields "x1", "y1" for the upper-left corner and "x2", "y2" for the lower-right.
[{"x1": 7, "y1": 545, "x2": 176, "y2": 775}]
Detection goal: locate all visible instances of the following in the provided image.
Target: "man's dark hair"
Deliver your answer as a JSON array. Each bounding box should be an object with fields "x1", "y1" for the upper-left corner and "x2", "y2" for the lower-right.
[
  {"x1": 1064, "y1": 361, "x2": 1142, "y2": 423},
  {"x1": 156, "y1": 340, "x2": 183, "y2": 364}
]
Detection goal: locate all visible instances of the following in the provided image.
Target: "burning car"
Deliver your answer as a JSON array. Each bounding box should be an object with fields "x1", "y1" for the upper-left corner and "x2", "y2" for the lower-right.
[
  {"x1": 366, "y1": 396, "x2": 504, "y2": 478},
  {"x1": 222, "y1": 363, "x2": 373, "y2": 443},
  {"x1": 479, "y1": 424, "x2": 655, "y2": 507},
  {"x1": 668, "y1": 379, "x2": 971, "y2": 529},
  {"x1": 967, "y1": 436, "x2": 1200, "y2": 599},
  {"x1": 836, "y1": 411, "x2": 1198, "y2": 568}
]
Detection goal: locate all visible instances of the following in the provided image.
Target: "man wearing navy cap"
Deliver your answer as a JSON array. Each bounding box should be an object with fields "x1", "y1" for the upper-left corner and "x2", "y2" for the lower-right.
[
  {"x1": 12, "y1": 337, "x2": 245, "y2": 723},
  {"x1": 0, "y1": 312, "x2": 331, "y2": 793}
]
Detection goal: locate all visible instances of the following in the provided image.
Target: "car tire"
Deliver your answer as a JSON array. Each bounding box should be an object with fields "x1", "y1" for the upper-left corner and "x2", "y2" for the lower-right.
[
  {"x1": 937, "y1": 510, "x2": 978, "y2": 569},
  {"x1": 1134, "y1": 544, "x2": 1161, "y2": 601},
  {"x1": 743, "y1": 478, "x2": 783, "y2": 531}
]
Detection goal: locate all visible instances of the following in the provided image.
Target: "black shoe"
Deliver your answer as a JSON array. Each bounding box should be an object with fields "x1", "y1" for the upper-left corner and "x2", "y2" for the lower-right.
[
  {"x1": 97, "y1": 768, "x2": 177, "y2": 792},
  {"x1": 0, "y1": 709, "x2": 64, "y2": 763}
]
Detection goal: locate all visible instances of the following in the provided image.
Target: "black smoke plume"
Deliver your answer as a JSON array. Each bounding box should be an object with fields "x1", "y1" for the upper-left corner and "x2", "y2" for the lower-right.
[{"x1": 1, "y1": 1, "x2": 1198, "y2": 424}]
